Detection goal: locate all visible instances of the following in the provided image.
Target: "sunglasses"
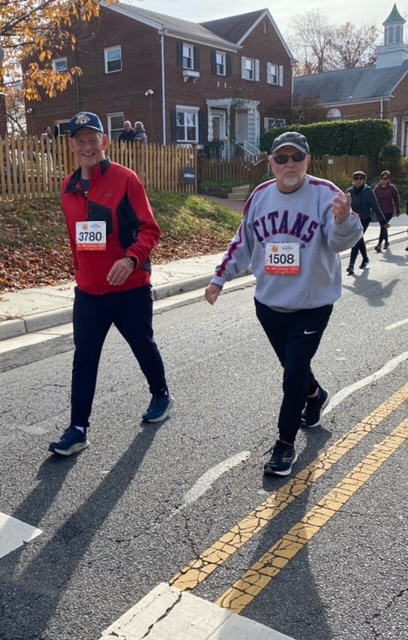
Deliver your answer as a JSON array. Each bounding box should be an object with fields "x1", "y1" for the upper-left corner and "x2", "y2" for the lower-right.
[
  {"x1": 272, "y1": 152, "x2": 307, "y2": 164},
  {"x1": 353, "y1": 176, "x2": 365, "y2": 180}
]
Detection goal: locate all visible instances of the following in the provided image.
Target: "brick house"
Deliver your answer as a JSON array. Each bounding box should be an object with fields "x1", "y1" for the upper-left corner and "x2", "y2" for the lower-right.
[
  {"x1": 293, "y1": 4, "x2": 408, "y2": 156},
  {"x1": 25, "y1": 3, "x2": 294, "y2": 156}
]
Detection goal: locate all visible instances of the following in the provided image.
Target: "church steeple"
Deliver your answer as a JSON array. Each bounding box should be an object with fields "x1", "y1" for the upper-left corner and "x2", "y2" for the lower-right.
[
  {"x1": 383, "y1": 3, "x2": 406, "y2": 46},
  {"x1": 376, "y1": 4, "x2": 408, "y2": 68}
]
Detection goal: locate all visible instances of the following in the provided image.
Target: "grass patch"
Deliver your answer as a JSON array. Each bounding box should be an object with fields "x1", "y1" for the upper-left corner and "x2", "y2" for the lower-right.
[{"x1": 0, "y1": 192, "x2": 242, "y2": 291}]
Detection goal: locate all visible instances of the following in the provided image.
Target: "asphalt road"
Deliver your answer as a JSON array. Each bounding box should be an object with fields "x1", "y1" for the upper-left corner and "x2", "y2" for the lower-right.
[{"x1": 1, "y1": 237, "x2": 408, "y2": 640}]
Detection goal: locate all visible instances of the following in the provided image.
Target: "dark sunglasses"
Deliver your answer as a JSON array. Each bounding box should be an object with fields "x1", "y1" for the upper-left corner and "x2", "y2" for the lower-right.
[
  {"x1": 353, "y1": 176, "x2": 365, "y2": 180},
  {"x1": 272, "y1": 152, "x2": 307, "y2": 164}
]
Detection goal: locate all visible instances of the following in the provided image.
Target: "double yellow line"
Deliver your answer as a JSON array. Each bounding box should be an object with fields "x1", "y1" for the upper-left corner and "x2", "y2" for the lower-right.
[{"x1": 171, "y1": 384, "x2": 408, "y2": 612}]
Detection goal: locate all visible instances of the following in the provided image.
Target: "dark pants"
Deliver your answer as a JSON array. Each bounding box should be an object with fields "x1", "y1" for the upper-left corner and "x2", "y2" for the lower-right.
[
  {"x1": 378, "y1": 213, "x2": 393, "y2": 246},
  {"x1": 255, "y1": 299, "x2": 333, "y2": 444},
  {"x1": 71, "y1": 286, "x2": 168, "y2": 428},
  {"x1": 349, "y1": 217, "x2": 371, "y2": 267}
]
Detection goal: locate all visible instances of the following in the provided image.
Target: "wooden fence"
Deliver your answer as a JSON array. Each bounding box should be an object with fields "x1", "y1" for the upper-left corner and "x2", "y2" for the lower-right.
[
  {"x1": 309, "y1": 155, "x2": 370, "y2": 179},
  {"x1": 0, "y1": 133, "x2": 371, "y2": 202},
  {"x1": 198, "y1": 155, "x2": 269, "y2": 187},
  {"x1": 0, "y1": 136, "x2": 197, "y2": 201}
]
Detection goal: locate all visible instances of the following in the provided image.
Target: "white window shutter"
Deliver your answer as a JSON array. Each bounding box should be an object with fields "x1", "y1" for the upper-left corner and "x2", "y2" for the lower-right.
[
  {"x1": 279, "y1": 65, "x2": 284, "y2": 86},
  {"x1": 255, "y1": 59, "x2": 260, "y2": 81},
  {"x1": 267, "y1": 62, "x2": 271, "y2": 84},
  {"x1": 241, "y1": 57, "x2": 246, "y2": 79}
]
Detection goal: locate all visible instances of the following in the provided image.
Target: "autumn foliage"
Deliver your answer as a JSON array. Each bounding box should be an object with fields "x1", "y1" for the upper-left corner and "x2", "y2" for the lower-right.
[
  {"x1": 0, "y1": 194, "x2": 242, "y2": 292},
  {"x1": 1, "y1": 0, "x2": 113, "y2": 100}
]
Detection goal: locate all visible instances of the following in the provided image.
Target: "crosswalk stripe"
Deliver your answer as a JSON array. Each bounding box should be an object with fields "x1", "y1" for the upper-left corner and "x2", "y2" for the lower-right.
[{"x1": 0, "y1": 512, "x2": 42, "y2": 559}]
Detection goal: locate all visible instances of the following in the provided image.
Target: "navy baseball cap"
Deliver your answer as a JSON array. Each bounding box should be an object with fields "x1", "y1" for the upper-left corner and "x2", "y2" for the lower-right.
[
  {"x1": 271, "y1": 131, "x2": 309, "y2": 155},
  {"x1": 70, "y1": 112, "x2": 104, "y2": 137}
]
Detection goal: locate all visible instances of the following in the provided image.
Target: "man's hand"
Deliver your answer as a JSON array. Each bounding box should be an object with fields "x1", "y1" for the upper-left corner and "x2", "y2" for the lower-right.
[
  {"x1": 107, "y1": 257, "x2": 135, "y2": 286},
  {"x1": 205, "y1": 283, "x2": 222, "y2": 305},
  {"x1": 331, "y1": 192, "x2": 352, "y2": 224}
]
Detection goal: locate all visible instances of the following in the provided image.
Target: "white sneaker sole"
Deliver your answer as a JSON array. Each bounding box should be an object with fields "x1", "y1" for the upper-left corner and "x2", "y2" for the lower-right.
[
  {"x1": 53, "y1": 440, "x2": 89, "y2": 456},
  {"x1": 143, "y1": 395, "x2": 175, "y2": 423},
  {"x1": 264, "y1": 452, "x2": 298, "y2": 476}
]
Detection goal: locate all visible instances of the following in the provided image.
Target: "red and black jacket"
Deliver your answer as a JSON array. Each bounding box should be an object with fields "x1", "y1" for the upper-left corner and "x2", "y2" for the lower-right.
[{"x1": 62, "y1": 158, "x2": 161, "y2": 294}]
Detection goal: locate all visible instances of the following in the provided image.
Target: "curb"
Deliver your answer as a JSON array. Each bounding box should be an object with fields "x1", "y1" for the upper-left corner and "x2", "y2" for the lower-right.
[
  {"x1": 0, "y1": 227, "x2": 405, "y2": 343},
  {"x1": 0, "y1": 270, "x2": 253, "y2": 343}
]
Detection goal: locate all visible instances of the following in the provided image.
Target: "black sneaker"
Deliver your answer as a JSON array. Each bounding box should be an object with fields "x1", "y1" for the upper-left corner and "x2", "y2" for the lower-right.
[
  {"x1": 384, "y1": 242, "x2": 390, "y2": 249},
  {"x1": 48, "y1": 427, "x2": 89, "y2": 456},
  {"x1": 143, "y1": 393, "x2": 174, "y2": 422},
  {"x1": 346, "y1": 265, "x2": 354, "y2": 275},
  {"x1": 263, "y1": 440, "x2": 298, "y2": 476},
  {"x1": 359, "y1": 258, "x2": 369, "y2": 269},
  {"x1": 301, "y1": 387, "x2": 330, "y2": 428},
  {"x1": 374, "y1": 245, "x2": 382, "y2": 253}
]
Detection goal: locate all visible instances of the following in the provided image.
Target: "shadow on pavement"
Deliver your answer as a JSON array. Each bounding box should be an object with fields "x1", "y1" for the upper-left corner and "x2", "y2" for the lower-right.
[{"x1": 0, "y1": 424, "x2": 161, "y2": 639}]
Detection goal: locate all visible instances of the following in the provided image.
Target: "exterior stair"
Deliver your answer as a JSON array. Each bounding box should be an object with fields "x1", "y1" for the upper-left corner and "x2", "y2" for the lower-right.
[{"x1": 227, "y1": 184, "x2": 250, "y2": 201}]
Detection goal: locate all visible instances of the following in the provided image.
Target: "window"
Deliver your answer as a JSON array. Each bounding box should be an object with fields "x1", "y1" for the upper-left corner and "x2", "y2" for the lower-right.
[
  {"x1": 176, "y1": 107, "x2": 199, "y2": 142},
  {"x1": 105, "y1": 47, "x2": 122, "y2": 73},
  {"x1": 327, "y1": 108, "x2": 342, "y2": 120},
  {"x1": 55, "y1": 120, "x2": 70, "y2": 136},
  {"x1": 267, "y1": 63, "x2": 283, "y2": 86},
  {"x1": 215, "y1": 51, "x2": 226, "y2": 76},
  {"x1": 211, "y1": 51, "x2": 231, "y2": 76},
  {"x1": 264, "y1": 117, "x2": 286, "y2": 131},
  {"x1": 241, "y1": 57, "x2": 259, "y2": 82},
  {"x1": 52, "y1": 57, "x2": 68, "y2": 72},
  {"x1": 182, "y1": 44, "x2": 194, "y2": 69},
  {"x1": 108, "y1": 113, "x2": 124, "y2": 140}
]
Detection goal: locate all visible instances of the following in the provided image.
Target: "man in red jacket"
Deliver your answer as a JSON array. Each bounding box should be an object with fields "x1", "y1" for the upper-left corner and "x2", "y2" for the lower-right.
[{"x1": 49, "y1": 111, "x2": 173, "y2": 456}]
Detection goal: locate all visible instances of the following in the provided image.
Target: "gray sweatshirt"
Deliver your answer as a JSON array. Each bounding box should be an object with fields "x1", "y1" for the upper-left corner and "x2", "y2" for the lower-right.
[{"x1": 211, "y1": 175, "x2": 363, "y2": 311}]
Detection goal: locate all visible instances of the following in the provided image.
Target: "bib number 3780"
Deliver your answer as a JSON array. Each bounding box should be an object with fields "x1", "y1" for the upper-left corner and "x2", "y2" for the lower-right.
[
  {"x1": 76, "y1": 221, "x2": 106, "y2": 251},
  {"x1": 265, "y1": 242, "x2": 300, "y2": 275}
]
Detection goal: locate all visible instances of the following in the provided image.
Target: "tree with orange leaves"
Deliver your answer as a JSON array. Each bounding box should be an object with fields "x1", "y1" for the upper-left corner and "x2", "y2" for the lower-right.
[{"x1": 0, "y1": 0, "x2": 113, "y2": 100}]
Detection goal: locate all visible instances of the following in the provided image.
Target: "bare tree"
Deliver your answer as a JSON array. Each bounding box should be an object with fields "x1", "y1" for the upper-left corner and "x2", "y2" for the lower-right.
[
  {"x1": 287, "y1": 11, "x2": 380, "y2": 75},
  {"x1": 288, "y1": 10, "x2": 334, "y2": 74},
  {"x1": 330, "y1": 23, "x2": 379, "y2": 68}
]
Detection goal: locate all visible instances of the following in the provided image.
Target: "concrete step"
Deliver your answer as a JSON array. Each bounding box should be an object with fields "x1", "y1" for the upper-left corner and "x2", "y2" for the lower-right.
[
  {"x1": 230, "y1": 184, "x2": 250, "y2": 194},
  {"x1": 227, "y1": 192, "x2": 248, "y2": 201},
  {"x1": 228, "y1": 185, "x2": 250, "y2": 200}
]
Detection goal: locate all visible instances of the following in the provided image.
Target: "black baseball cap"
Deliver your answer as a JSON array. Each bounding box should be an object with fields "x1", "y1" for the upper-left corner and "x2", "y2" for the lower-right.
[
  {"x1": 271, "y1": 131, "x2": 310, "y2": 155},
  {"x1": 70, "y1": 112, "x2": 104, "y2": 137}
]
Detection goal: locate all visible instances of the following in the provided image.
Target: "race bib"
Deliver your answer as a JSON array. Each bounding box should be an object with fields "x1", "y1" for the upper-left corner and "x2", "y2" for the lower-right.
[
  {"x1": 265, "y1": 242, "x2": 300, "y2": 275},
  {"x1": 76, "y1": 221, "x2": 106, "y2": 251}
]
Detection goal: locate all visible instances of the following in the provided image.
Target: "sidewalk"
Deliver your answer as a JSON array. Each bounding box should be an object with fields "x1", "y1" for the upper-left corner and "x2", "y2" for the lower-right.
[{"x1": 0, "y1": 216, "x2": 406, "y2": 343}]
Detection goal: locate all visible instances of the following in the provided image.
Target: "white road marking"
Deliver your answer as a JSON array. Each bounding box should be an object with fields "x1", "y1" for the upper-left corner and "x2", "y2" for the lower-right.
[
  {"x1": 168, "y1": 451, "x2": 251, "y2": 521},
  {"x1": 182, "y1": 451, "x2": 251, "y2": 506},
  {"x1": 325, "y1": 351, "x2": 408, "y2": 414},
  {"x1": 0, "y1": 512, "x2": 42, "y2": 559},
  {"x1": 385, "y1": 318, "x2": 408, "y2": 331}
]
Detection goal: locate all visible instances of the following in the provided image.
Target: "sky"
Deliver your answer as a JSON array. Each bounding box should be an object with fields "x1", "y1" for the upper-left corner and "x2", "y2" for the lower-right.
[{"x1": 132, "y1": 0, "x2": 406, "y2": 36}]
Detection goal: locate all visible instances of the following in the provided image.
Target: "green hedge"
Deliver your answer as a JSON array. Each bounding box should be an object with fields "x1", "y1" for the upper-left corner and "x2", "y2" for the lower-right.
[{"x1": 260, "y1": 120, "x2": 393, "y2": 161}]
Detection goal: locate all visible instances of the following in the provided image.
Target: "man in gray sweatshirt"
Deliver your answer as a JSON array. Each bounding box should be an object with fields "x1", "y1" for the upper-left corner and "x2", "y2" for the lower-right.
[{"x1": 205, "y1": 131, "x2": 363, "y2": 477}]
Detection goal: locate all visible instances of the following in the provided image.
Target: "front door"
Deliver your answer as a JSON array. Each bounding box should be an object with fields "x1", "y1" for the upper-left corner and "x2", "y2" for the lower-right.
[{"x1": 211, "y1": 110, "x2": 227, "y2": 158}]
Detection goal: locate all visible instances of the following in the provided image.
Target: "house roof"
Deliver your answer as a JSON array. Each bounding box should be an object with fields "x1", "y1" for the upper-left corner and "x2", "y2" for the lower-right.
[
  {"x1": 201, "y1": 10, "x2": 266, "y2": 43},
  {"x1": 111, "y1": 2, "x2": 240, "y2": 50},
  {"x1": 201, "y1": 8, "x2": 295, "y2": 60},
  {"x1": 293, "y1": 60, "x2": 408, "y2": 105}
]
